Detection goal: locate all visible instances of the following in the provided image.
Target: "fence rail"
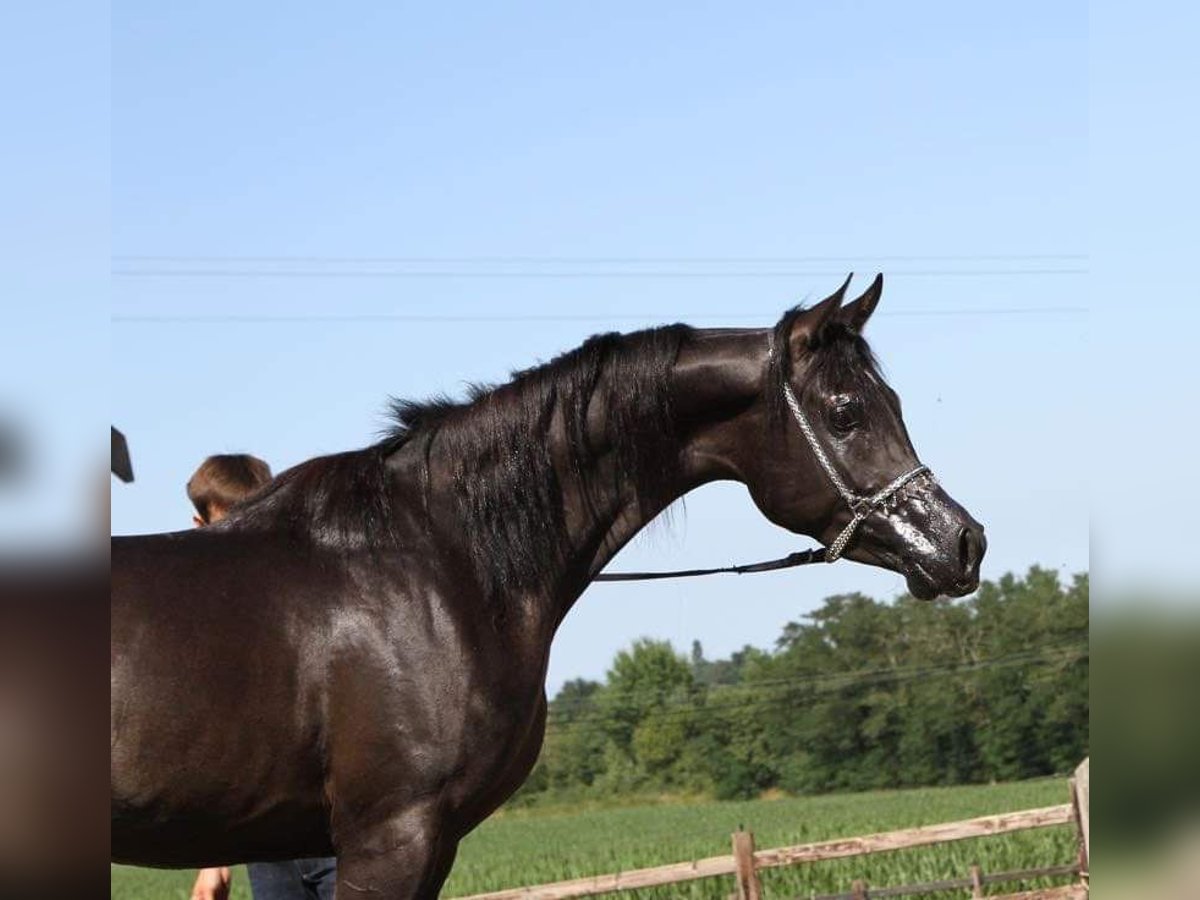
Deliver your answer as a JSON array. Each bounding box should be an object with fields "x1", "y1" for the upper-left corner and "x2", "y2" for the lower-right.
[
  {"x1": 805, "y1": 863, "x2": 1081, "y2": 899},
  {"x1": 455, "y1": 759, "x2": 1089, "y2": 900}
]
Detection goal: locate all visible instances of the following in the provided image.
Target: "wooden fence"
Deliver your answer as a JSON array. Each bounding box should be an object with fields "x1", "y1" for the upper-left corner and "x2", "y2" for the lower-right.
[{"x1": 456, "y1": 759, "x2": 1090, "y2": 900}]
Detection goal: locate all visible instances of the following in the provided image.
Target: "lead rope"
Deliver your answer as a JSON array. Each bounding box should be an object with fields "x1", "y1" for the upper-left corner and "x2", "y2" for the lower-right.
[
  {"x1": 592, "y1": 547, "x2": 826, "y2": 582},
  {"x1": 593, "y1": 334, "x2": 932, "y2": 582}
]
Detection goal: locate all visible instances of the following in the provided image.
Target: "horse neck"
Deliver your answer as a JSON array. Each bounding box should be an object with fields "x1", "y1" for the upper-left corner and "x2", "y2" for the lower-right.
[
  {"x1": 403, "y1": 327, "x2": 770, "y2": 630},
  {"x1": 554, "y1": 328, "x2": 769, "y2": 610}
]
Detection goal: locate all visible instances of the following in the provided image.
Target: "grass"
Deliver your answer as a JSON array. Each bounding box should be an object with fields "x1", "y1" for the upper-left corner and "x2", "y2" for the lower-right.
[
  {"x1": 111, "y1": 778, "x2": 1078, "y2": 899},
  {"x1": 110, "y1": 864, "x2": 252, "y2": 900}
]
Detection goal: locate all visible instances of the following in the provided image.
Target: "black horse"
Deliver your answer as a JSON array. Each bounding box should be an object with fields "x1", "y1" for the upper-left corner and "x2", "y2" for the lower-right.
[{"x1": 111, "y1": 276, "x2": 985, "y2": 897}]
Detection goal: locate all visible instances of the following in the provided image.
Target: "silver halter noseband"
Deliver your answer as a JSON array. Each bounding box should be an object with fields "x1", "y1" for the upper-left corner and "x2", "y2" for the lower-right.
[{"x1": 772, "y1": 337, "x2": 932, "y2": 562}]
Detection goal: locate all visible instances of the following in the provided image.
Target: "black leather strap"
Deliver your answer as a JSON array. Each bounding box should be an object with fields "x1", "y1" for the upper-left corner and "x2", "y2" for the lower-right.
[{"x1": 593, "y1": 547, "x2": 826, "y2": 582}]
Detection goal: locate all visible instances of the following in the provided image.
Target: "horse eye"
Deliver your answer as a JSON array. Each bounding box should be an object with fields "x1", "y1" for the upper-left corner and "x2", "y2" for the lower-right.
[{"x1": 829, "y1": 398, "x2": 860, "y2": 433}]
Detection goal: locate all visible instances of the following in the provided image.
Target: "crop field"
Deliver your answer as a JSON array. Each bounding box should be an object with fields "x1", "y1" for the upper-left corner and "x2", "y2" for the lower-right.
[{"x1": 110, "y1": 778, "x2": 1076, "y2": 899}]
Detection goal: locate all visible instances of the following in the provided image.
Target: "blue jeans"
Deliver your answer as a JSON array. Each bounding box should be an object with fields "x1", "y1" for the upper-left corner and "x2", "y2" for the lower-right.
[{"x1": 247, "y1": 857, "x2": 337, "y2": 900}]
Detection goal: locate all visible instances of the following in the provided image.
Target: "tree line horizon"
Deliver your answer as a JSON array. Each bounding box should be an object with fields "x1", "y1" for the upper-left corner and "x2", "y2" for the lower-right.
[{"x1": 513, "y1": 566, "x2": 1088, "y2": 805}]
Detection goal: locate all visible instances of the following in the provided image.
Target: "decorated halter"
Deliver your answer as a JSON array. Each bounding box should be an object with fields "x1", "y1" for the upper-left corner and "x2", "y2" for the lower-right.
[{"x1": 772, "y1": 336, "x2": 932, "y2": 562}]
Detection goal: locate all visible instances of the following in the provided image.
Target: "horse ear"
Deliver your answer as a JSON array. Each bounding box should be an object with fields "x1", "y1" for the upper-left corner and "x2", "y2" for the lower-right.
[
  {"x1": 840, "y1": 273, "x2": 884, "y2": 334},
  {"x1": 788, "y1": 274, "x2": 852, "y2": 354}
]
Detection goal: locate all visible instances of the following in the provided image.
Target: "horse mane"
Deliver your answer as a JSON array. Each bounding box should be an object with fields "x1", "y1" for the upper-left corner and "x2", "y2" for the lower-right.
[
  {"x1": 226, "y1": 308, "x2": 884, "y2": 603},
  {"x1": 222, "y1": 448, "x2": 400, "y2": 550},
  {"x1": 228, "y1": 325, "x2": 694, "y2": 601}
]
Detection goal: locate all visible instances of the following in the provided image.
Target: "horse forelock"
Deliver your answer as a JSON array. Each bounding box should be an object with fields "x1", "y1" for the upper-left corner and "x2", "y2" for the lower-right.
[{"x1": 765, "y1": 306, "x2": 890, "y2": 432}]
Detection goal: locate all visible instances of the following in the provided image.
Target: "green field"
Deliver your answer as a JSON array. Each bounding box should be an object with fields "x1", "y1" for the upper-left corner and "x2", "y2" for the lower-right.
[{"x1": 111, "y1": 778, "x2": 1078, "y2": 899}]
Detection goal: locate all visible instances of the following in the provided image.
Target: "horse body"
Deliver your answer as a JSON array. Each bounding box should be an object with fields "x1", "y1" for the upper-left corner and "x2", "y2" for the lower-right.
[
  {"x1": 112, "y1": 531, "x2": 346, "y2": 864},
  {"x1": 112, "y1": 447, "x2": 565, "y2": 887},
  {"x1": 111, "y1": 278, "x2": 986, "y2": 896},
  {"x1": 112, "y1": 509, "x2": 551, "y2": 876}
]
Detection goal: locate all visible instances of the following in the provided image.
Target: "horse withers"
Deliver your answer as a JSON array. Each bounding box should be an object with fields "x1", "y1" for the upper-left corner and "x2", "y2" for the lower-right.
[{"x1": 111, "y1": 275, "x2": 984, "y2": 897}]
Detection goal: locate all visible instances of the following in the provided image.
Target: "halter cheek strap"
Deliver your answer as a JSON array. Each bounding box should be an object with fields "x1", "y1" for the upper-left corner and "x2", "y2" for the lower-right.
[{"x1": 776, "y1": 349, "x2": 932, "y2": 562}]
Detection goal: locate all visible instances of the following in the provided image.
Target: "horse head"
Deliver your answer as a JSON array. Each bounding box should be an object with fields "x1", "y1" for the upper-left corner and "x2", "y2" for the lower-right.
[{"x1": 744, "y1": 275, "x2": 985, "y2": 599}]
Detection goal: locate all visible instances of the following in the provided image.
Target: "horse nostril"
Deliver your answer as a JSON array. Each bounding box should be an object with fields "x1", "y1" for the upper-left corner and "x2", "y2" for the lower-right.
[{"x1": 957, "y1": 526, "x2": 984, "y2": 573}]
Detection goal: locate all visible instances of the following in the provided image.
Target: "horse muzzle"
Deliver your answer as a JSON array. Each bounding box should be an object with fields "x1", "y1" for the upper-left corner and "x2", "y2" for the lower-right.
[
  {"x1": 901, "y1": 523, "x2": 986, "y2": 599},
  {"x1": 847, "y1": 482, "x2": 986, "y2": 600}
]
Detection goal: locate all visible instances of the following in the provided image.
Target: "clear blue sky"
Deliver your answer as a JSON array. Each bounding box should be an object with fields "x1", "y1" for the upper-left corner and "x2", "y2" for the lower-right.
[{"x1": 107, "y1": 2, "x2": 1092, "y2": 692}]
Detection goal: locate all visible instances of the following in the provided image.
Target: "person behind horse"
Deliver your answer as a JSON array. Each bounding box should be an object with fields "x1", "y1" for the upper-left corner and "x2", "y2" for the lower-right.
[{"x1": 185, "y1": 454, "x2": 338, "y2": 900}]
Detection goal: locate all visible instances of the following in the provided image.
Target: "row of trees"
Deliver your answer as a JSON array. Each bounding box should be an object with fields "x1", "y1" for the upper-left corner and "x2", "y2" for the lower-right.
[{"x1": 514, "y1": 567, "x2": 1088, "y2": 804}]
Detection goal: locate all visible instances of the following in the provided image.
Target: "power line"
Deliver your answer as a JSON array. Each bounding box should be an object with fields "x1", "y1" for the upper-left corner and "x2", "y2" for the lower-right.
[
  {"x1": 112, "y1": 268, "x2": 1086, "y2": 279},
  {"x1": 542, "y1": 643, "x2": 1088, "y2": 732},
  {"x1": 547, "y1": 637, "x2": 1088, "y2": 713},
  {"x1": 542, "y1": 653, "x2": 1088, "y2": 735},
  {"x1": 112, "y1": 253, "x2": 1089, "y2": 264},
  {"x1": 111, "y1": 307, "x2": 1087, "y2": 325}
]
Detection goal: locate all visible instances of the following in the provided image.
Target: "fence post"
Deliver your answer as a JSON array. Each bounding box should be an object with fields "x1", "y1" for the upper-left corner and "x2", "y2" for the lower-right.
[
  {"x1": 850, "y1": 878, "x2": 869, "y2": 899},
  {"x1": 1071, "y1": 757, "x2": 1090, "y2": 878},
  {"x1": 969, "y1": 864, "x2": 984, "y2": 898},
  {"x1": 731, "y1": 829, "x2": 762, "y2": 900}
]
